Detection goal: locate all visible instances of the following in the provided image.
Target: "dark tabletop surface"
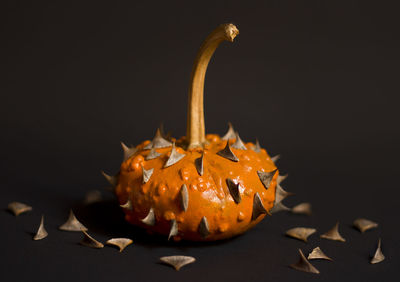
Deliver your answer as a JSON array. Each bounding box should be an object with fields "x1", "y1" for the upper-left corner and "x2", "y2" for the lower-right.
[{"x1": 1, "y1": 1, "x2": 399, "y2": 281}]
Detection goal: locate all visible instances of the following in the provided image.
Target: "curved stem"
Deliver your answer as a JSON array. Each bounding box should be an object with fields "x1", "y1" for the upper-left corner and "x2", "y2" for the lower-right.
[{"x1": 186, "y1": 23, "x2": 239, "y2": 149}]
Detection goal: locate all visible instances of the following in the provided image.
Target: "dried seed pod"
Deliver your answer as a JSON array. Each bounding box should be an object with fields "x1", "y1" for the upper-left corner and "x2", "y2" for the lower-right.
[
  {"x1": 80, "y1": 230, "x2": 104, "y2": 249},
  {"x1": 370, "y1": 238, "x2": 385, "y2": 264},
  {"x1": 168, "y1": 219, "x2": 179, "y2": 240},
  {"x1": 194, "y1": 153, "x2": 204, "y2": 176},
  {"x1": 308, "y1": 247, "x2": 332, "y2": 261},
  {"x1": 270, "y1": 201, "x2": 291, "y2": 214},
  {"x1": 251, "y1": 139, "x2": 261, "y2": 152},
  {"x1": 8, "y1": 201, "x2": 32, "y2": 216},
  {"x1": 120, "y1": 199, "x2": 132, "y2": 210},
  {"x1": 221, "y1": 122, "x2": 235, "y2": 140},
  {"x1": 290, "y1": 249, "x2": 320, "y2": 274},
  {"x1": 217, "y1": 140, "x2": 239, "y2": 162},
  {"x1": 101, "y1": 171, "x2": 119, "y2": 187},
  {"x1": 84, "y1": 190, "x2": 102, "y2": 204},
  {"x1": 198, "y1": 216, "x2": 210, "y2": 238},
  {"x1": 146, "y1": 148, "x2": 162, "y2": 160},
  {"x1": 121, "y1": 141, "x2": 137, "y2": 161},
  {"x1": 226, "y1": 178, "x2": 241, "y2": 204},
  {"x1": 320, "y1": 222, "x2": 346, "y2": 242},
  {"x1": 141, "y1": 207, "x2": 156, "y2": 226},
  {"x1": 164, "y1": 142, "x2": 186, "y2": 167},
  {"x1": 144, "y1": 128, "x2": 172, "y2": 149},
  {"x1": 291, "y1": 202, "x2": 312, "y2": 216},
  {"x1": 252, "y1": 192, "x2": 267, "y2": 220},
  {"x1": 231, "y1": 132, "x2": 247, "y2": 150},
  {"x1": 159, "y1": 255, "x2": 196, "y2": 271},
  {"x1": 59, "y1": 210, "x2": 88, "y2": 232},
  {"x1": 274, "y1": 184, "x2": 293, "y2": 204},
  {"x1": 257, "y1": 169, "x2": 277, "y2": 190},
  {"x1": 179, "y1": 184, "x2": 189, "y2": 212},
  {"x1": 106, "y1": 238, "x2": 133, "y2": 252},
  {"x1": 271, "y1": 155, "x2": 280, "y2": 163},
  {"x1": 142, "y1": 166, "x2": 154, "y2": 184},
  {"x1": 353, "y1": 218, "x2": 378, "y2": 233},
  {"x1": 286, "y1": 227, "x2": 316, "y2": 242},
  {"x1": 33, "y1": 215, "x2": 48, "y2": 241}
]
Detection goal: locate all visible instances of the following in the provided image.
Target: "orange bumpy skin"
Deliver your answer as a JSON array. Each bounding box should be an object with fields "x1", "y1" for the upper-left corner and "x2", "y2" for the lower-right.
[{"x1": 115, "y1": 134, "x2": 278, "y2": 241}]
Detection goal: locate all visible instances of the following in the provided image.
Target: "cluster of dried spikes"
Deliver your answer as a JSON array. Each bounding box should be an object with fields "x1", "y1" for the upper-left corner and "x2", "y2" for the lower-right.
[{"x1": 102, "y1": 123, "x2": 292, "y2": 239}]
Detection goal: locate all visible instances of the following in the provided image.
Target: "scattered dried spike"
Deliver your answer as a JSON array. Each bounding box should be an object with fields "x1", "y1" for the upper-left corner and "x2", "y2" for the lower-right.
[
  {"x1": 252, "y1": 192, "x2": 267, "y2": 220},
  {"x1": 251, "y1": 139, "x2": 261, "y2": 152},
  {"x1": 59, "y1": 210, "x2": 88, "y2": 232},
  {"x1": 275, "y1": 184, "x2": 294, "y2": 204},
  {"x1": 270, "y1": 201, "x2": 291, "y2": 214},
  {"x1": 7, "y1": 201, "x2": 32, "y2": 216},
  {"x1": 145, "y1": 148, "x2": 162, "y2": 160},
  {"x1": 121, "y1": 141, "x2": 137, "y2": 161},
  {"x1": 371, "y1": 238, "x2": 385, "y2": 264},
  {"x1": 101, "y1": 171, "x2": 119, "y2": 187},
  {"x1": 217, "y1": 140, "x2": 239, "y2": 162},
  {"x1": 106, "y1": 238, "x2": 133, "y2": 252},
  {"x1": 120, "y1": 199, "x2": 132, "y2": 210},
  {"x1": 198, "y1": 216, "x2": 210, "y2": 238},
  {"x1": 179, "y1": 184, "x2": 189, "y2": 212},
  {"x1": 80, "y1": 230, "x2": 104, "y2": 249},
  {"x1": 290, "y1": 249, "x2": 320, "y2": 274},
  {"x1": 221, "y1": 122, "x2": 236, "y2": 140},
  {"x1": 194, "y1": 153, "x2": 204, "y2": 176},
  {"x1": 286, "y1": 227, "x2": 317, "y2": 242},
  {"x1": 257, "y1": 169, "x2": 277, "y2": 190},
  {"x1": 226, "y1": 178, "x2": 241, "y2": 204},
  {"x1": 271, "y1": 154, "x2": 280, "y2": 163},
  {"x1": 144, "y1": 128, "x2": 172, "y2": 149},
  {"x1": 141, "y1": 207, "x2": 156, "y2": 226},
  {"x1": 168, "y1": 219, "x2": 179, "y2": 240},
  {"x1": 320, "y1": 222, "x2": 346, "y2": 242},
  {"x1": 231, "y1": 132, "x2": 247, "y2": 150},
  {"x1": 291, "y1": 202, "x2": 312, "y2": 216},
  {"x1": 353, "y1": 218, "x2": 378, "y2": 233},
  {"x1": 142, "y1": 166, "x2": 154, "y2": 184},
  {"x1": 159, "y1": 255, "x2": 196, "y2": 271},
  {"x1": 277, "y1": 174, "x2": 288, "y2": 185},
  {"x1": 33, "y1": 215, "x2": 48, "y2": 241},
  {"x1": 84, "y1": 190, "x2": 102, "y2": 204},
  {"x1": 164, "y1": 142, "x2": 186, "y2": 168},
  {"x1": 308, "y1": 247, "x2": 332, "y2": 261}
]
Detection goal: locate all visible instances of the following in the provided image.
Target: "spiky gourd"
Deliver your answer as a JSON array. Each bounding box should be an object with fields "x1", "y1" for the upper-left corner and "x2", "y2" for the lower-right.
[{"x1": 103, "y1": 23, "x2": 289, "y2": 241}]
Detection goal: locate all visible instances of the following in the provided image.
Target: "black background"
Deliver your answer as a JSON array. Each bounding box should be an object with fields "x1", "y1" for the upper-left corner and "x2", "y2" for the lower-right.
[{"x1": 1, "y1": 1, "x2": 399, "y2": 281}]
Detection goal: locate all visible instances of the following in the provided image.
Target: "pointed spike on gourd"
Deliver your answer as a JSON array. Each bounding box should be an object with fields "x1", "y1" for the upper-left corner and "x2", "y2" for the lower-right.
[
  {"x1": 275, "y1": 184, "x2": 294, "y2": 204},
  {"x1": 252, "y1": 192, "x2": 267, "y2": 220},
  {"x1": 159, "y1": 255, "x2": 196, "y2": 271},
  {"x1": 120, "y1": 199, "x2": 133, "y2": 210},
  {"x1": 221, "y1": 122, "x2": 236, "y2": 140},
  {"x1": 320, "y1": 222, "x2": 346, "y2": 242},
  {"x1": 308, "y1": 247, "x2": 332, "y2": 261},
  {"x1": 164, "y1": 142, "x2": 186, "y2": 168},
  {"x1": 33, "y1": 215, "x2": 48, "y2": 240},
  {"x1": 198, "y1": 216, "x2": 210, "y2": 238},
  {"x1": 277, "y1": 174, "x2": 288, "y2": 184},
  {"x1": 270, "y1": 201, "x2": 291, "y2": 214},
  {"x1": 144, "y1": 128, "x2": 172, "y2": 149},
  {"x1": 120, "y1": 141, "x2": 137, "y2": 161},
  {"x1": 286, "y1": 227, "x2": 316, "y2": 242},
  {"x1": 179, "y1": 184, "x2": 189, "y2": 212},
  {"x1": 257, "y1": 169, "x2": 277, "y2": 190},
  {"x1": 291, "y1": 202, "x2": 312, "y2": 216},
  {"x1": 145, "y1": 148, "x2": 162, "y2": 160},
  {"x1": 271, "y1": 154, "x2": 280, "y2": 163},
  {"x1": 142, "y1": 166, "x2": 154, "y2": 184},
  {"x1": 231, "y1": 132, "x2": 247, "y2": 150},
  {"x1": 168, "y1": 219, "x2": 179, "y2": 240},
  {"x1": 59, "y1": 210, "x2": 88, "y2": 232},
  {"x1": 353, "y1": 218, "x2": 378, "y2": 233},
  {"x1": 106, "y1": 238, "x2": 133, "y2": 252},
  {"x1": 141, "y1": 207, "x2": 156, "y2": 226},
  {"x1": 7, "y1": 201, "x2": 32, "y2": 216},
  {"x1": 251, "y1": 139, "x2": 261, "y2": 152},
  {"x1": 101, "y1": 171, "x2": 119, "y2": 187},
  {"x1": 370, "y1": 238, "x2": 385, "y2": 264},
  {"x1": 80, "y1": 230, "x2": 104, "y2": 249},
  {"x1": 226, "y1": 178, "x2": 241, "y2": 204},
  {"x1": 290, "y1": 249, "x2": 320, "y2": 274},
  {"x1": 217, "y1": 140, "x2": 239, "y2": 162},
  {"x1": 194, "y1": 153, "x2": 204, "y2": 176}
]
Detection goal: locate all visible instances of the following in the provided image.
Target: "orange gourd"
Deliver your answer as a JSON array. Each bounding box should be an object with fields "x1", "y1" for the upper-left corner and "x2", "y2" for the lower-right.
[{"x1": 102, "y1": 24, "x2": 288, "y2": 241}]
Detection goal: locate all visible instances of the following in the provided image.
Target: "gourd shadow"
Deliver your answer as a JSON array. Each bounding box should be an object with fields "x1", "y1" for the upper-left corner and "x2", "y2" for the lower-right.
[{"x1": 72, "y1": 198, "x2": 240, "y2": 250}]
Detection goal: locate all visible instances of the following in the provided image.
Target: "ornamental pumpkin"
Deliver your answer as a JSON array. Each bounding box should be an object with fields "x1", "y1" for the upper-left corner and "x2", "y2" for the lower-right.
[{"x1": 102, "y1": 23, "x2": 289, "y2": 241}]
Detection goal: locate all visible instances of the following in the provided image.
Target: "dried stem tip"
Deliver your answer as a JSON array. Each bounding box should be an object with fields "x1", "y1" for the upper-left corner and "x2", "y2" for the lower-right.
[
  {"x1": 8, "y1": 201, "x2": 32, "y2": 216},
  {"x1": 286, "y1": 227, "x2": 316, "y2": 242},
  {"x1": 160, "y1": 255, "x2": 196, "y2": 271},
  {"x1": 106, "y1": 238, "x2": 133, "y2": 252},
  {"x1": 33, "y1": 215, "x2": 48, "y2": 241}
]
